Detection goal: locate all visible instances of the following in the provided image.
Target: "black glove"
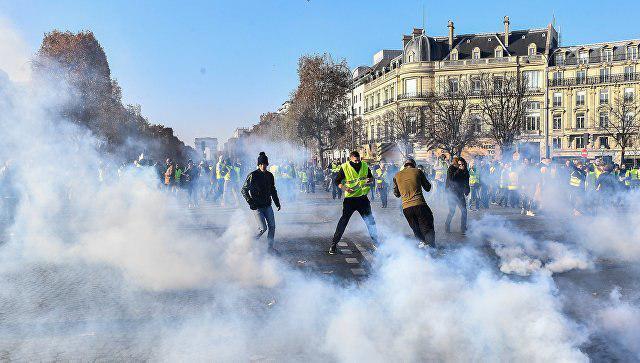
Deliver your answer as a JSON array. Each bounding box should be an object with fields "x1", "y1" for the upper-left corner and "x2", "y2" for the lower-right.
[{"x1": 248, "y1": 200, "x2": 258, "y2": 210}]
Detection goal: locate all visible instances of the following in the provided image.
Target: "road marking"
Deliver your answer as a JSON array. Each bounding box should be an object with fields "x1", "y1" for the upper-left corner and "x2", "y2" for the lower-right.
[
  {"x1": 345, "y1": 257, "x2": 359, "y2": 264},
  {"x1": 337, "y1": 242, "x2": 348, "y2": 247},
  {"x1": 351, "y1": 268, "x2": 366, "y2": 276},
  {"x1": 354, "y1": 243, "x2": 375, "y2": 264},
  {"x1": 340, "y1": 249, "x2": 353, "y2": 255}
]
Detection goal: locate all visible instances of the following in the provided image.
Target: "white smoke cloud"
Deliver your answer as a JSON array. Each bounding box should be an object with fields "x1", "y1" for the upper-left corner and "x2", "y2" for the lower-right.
[
  {"x1": 0, "y1": 17, "x2": 31, "y2": 83},
  {"x1": 595, "y1": 288, "x2": 640, "y2": 359},
  {"x1": 470, "y1": 215, "x2": 594, "y2": 276}
]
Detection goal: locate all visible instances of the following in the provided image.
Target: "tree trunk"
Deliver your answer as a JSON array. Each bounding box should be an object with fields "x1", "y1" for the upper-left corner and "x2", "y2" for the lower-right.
[{"x1": 621, "y1": 146, "x2": 626, "y2": 166}]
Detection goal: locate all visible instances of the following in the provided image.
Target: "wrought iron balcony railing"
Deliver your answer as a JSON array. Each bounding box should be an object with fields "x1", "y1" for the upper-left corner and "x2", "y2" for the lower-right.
[{"x1": 549, "y1": 72, "x2": 640, "y2": 87}]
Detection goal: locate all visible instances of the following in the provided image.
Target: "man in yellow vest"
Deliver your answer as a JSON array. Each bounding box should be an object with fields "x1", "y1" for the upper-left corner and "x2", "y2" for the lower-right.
[
  {"x1": 328, "y1": 151, "x2": 378, "y2": 255},
  {"x1": 433, "y1": 154, "x2": 448, "y2": 203},
  {"x1": 330, "y1": 161, "x2": 342, "y2": 200},
  {"x1": 299, "y1": 168, "x2": 308, "y2": 193}
]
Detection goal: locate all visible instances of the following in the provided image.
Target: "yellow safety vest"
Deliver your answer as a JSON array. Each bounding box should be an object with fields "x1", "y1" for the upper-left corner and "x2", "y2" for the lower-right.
[
  {"x1": 469, "y1": 168, "x2": 479, "y2": 186},
  {"x1": 299, "y1": 171, "x2": 308, "y2": 182},
  {"x1": 342, "y1": 162, "x2": 370, "y2": 198},
  {"x1": 569, "y1": 170, "x2": 583, "y2": 188},
  {"x1": 376, "y1": 168, "x2": 387, "y2": 184},
  {"x1": 215, "y1": 162, "x2": 224, "y2": 179},
  {"x1": 507, "y1": 171, "x2": 518, "y2": 190}
]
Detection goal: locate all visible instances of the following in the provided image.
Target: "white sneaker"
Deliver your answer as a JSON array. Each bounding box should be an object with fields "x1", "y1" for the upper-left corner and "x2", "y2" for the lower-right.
[
  {"x1": 526, "y1": 211, "x2": 536, "y2": 216},
  {"x1": 418, "y1": 242, "x2": 427, "y2": 249}
]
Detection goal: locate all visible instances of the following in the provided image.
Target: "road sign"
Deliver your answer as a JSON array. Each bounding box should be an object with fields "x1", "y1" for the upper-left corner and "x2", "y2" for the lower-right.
[{"x1": 581, "y1": 148, "x2": 588, "y2": 157}]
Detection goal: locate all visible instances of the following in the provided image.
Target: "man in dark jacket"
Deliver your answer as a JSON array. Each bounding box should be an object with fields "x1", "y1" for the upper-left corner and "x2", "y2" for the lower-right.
[
  {"x1": 241, "y1": 152, "x2": 281, "y2": 253},
  {"x1": 393, "y1": 158, "x2": 435, "y2": 248},
  {"x1": 445, "y1": 156, "x2": 470, "y2": 233}
]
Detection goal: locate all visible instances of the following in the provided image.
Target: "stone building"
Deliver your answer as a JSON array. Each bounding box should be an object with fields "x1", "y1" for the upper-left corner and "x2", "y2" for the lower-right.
[{"x1": 348, "y1": 16, "x2": 640, "y2": 164}]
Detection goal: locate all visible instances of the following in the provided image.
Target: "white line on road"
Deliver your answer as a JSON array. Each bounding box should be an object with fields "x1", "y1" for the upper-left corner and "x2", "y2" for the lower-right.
[
  {"x1": 337, "y1": 242, "x2": 348, "y2": 247},
  {"x1": 340, "y1": 249, "x2": 353, "y2": 255},
  {"x1": 345, "y1": 257, "x2": 359, "y2": 264},
  {"x1": 350, "y1": 268, "x2": 366, "y2": 276},
  {"x1": 354, "y1": 243, "x2": 374, "y2": 264}
]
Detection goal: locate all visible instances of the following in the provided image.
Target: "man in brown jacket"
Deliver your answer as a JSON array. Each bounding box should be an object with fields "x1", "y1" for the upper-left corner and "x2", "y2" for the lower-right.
[{"x1": 393, "y1": 158, "x2": 435, "y2": 248}]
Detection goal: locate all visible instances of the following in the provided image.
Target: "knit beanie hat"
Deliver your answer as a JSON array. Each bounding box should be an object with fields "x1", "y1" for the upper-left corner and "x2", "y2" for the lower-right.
[{"x1": 257, "y1": 152, "x2": 269, "y2": 166}]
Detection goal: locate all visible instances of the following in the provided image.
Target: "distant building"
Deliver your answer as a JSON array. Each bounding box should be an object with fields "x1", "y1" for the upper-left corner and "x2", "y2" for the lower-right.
[{"x1": 194, "y1": 137, "x2": 218, "y2": 160}]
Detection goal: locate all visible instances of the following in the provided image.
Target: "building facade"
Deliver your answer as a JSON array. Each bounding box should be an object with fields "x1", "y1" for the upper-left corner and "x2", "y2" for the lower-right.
[{"x1": 349, "y1": 16, "x2": 640, "y2": 164}]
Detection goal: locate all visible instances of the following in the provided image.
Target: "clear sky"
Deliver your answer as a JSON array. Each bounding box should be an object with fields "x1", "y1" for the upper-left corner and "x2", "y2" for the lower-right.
[{"x1": 1, "y1": 0, "x2": 639, "y2": 146}]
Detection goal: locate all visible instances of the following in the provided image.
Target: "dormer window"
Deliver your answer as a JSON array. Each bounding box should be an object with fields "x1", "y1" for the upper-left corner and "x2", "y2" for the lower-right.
[
  {"x1": 602, "y1": 48, "x2": 613, "y2": 62},
  {"x1": 450, "y1": 49, "x2": 458, "y2": 61},
  {"x1": 555, "y1": 53, "x2": 565, "y2": 65},
  {"x1": 578, "y1": 51, "x2": 589, "y2": 64},
  {"x1": 494, "y1": 46, "x2": 503, "y2": 58},
  {"x1": 528, "y1": 43, "x2": 537, "y2": 56},
  {"x1": 628, "y1": 45, "x2": 638, "y2": 60},
  {"x1": 472, "y1": 47, "x2": 481, "y2": 60},
  {"x1": 407, "y1": 51, "x2": 415, "y2": 63}
]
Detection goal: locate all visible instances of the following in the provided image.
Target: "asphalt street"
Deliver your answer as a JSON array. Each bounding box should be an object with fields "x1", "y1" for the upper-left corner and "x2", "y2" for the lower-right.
[{"x1": 0, "y1": 190, "x2": 637, "y2": 360}]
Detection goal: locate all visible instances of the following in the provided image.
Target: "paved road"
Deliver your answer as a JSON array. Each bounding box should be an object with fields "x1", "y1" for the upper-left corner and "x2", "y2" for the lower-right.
[{"x1": 0, "y1": 191, "x2": 637, "y2": 360}]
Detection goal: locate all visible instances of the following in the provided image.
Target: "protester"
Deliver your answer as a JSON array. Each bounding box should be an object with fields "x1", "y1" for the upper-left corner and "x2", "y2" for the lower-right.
[
  {"x1": 328, "y1": 151, "x2": 378, "y2": 255},
  {"x1": 444, "y1": 156, "x2": 470, "y2": 234},
  {"x1": 241, "y1": 152, "x2": 281, "y2": 254},
  {"x1": 393, "y1": 158, "x2": 435, "y2": 248}
]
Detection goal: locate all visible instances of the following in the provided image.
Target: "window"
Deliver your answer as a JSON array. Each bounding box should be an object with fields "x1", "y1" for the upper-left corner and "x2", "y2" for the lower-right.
[
  {"x1": 472, "y1": 77, "x2": 482, "y2": 92},
  {"x1": 625, "y1": 112, "x2": 635, "y2": 127},
  {"x1": 493, "y1": 77, "x2": 503, "y2": 92},
  {"x1": 408, "y1": 51, "x2": 415, "y2": 63},
  {"x1": 624, "y1": 88, "x2": 635, "y2": 103},
  {"x1": 523, "y1": 71, "x2": 540, "y2": 90},
  {"x1": 576, "y1": 70, "x2": 587, "y2": 85},
  {"x1": 624, "y1": 66, "x2": 635, "y2": 81},
  {"x1": 576, "y1": 91, "x2": 586, "y2": 106},
  {"x1": 578, "y1": 51, "x2": 589, "y2": 64},
  {"x1": 602, "y1": 48, "x2": 613, "y2": 62},
  {"x1": 370, "y1": 124, "x2": 374, "y2": 142},
  {"x1": 525, "y1": 114, "x2": 540, "y2": 131},
  {"x1": 553, "y1": 114, "x2": 562, "y2": 130},
  {"x1": 576, "y1": 113, "x2": 586, "y2": 129},
  {"x1": 599, "y1": 112, "x2": 609, "y2": 128},
  {"x1": 552, "y1": 137, "x2": 562, "y2": 149},
  {"x1": 450, "y1": 50, "x2": 458, "y2": 61},
  {"x1": 495, "y1": 47, "x2": 503, "y2": 58},
  {"x1": 528, "y1": 43, "x2": 537, "y2": 56},
  {"x1": 628, "y1": 45, "x2": 638, "y2": 60},
  {"x1": 471, "y1": 115, "x2": 482, "y2": 133},
  {"x1": 600, "y1": 67, "x2": 611, "y2": 82},
  {"x1": 600, "y1": 89, "x2": 609, "y2": 104},
  {"x1": 552, "y1": 71, "x2": 563, "y2": 86},
  {"x1": 405, "y1": 78, "x2": 417, "y2": 96},
  {"x1": 449, "y1": 78, "x2": 459, "y2": 93},
  {"x1": 576, "y1": 137, "x2": 585, "y2": 149},
  {"x1": 553, "y1": 92, "x2": 562, "y2": 107},
  {"x1": 390, "y1": 85, "x2": 394, "y2": 100},
  {"x1": 555, "y1": 53, "x2": 565, "y2": 65},
  {"x1": 472, "y1": 47, "x2": 481, "y2": 60},
  {"x1": 384, "y1": 89, "x2": 388, "y2": 102},
  {"x1": 599, "y1": 136, "x2": 610, "y2": 149},
  {"x1": 527, "y1": 101, "x2": 541, "y2": 111}
]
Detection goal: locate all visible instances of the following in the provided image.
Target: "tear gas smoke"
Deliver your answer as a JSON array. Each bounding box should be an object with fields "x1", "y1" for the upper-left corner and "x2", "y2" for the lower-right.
[{"x1": 0, "y1": 23, "x2": 636, "y2": 361}]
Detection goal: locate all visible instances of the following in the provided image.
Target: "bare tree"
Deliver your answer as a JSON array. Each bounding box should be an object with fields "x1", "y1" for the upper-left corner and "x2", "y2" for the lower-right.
[
  {"x1": 383, "y1": 105, "x2": 423, "y2": 158},
  {"x1": 289, "y1": 54, "x2": 351, "y2": 167},
  {"x1": 424, "y1": 79, "x2": 478, "y2": 157},
  {"x1": 478, "y1": 72, "x2": 531, "y2": 156},
  {"x1": 605, "y1": 90, "x2": 640, "y2": 163}
]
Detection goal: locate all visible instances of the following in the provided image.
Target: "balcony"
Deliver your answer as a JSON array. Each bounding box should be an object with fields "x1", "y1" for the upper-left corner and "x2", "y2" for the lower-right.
[
  {"x1": 397, "y1": 92, "x2": 433, "y2": 100},
  {"x1": 548, "y1": 72, "x2": 640, "y2": 87},
  {"x1": 554, "y1": 53, "x2": 638, "y2": 66},
  {"x1": 383, "y1": 99, "x2": 394, "y2": 105}
]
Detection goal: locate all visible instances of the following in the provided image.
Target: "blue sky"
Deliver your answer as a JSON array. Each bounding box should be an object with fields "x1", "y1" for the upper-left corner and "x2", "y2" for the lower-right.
[{"x1": 1, "y1": 0, "x2": 639, "y2": 145}]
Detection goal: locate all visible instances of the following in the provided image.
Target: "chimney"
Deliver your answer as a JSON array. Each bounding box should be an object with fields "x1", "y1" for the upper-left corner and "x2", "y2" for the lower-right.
[
  {"x1": 403, "y1": 34, "x2": 412, "y2": 47},
  {"x1": 447, "y1": 20, "x2": 455, "y2": 50},
  {"x1": 503, "y1": 16, "x2": 510, "y2": 48}
]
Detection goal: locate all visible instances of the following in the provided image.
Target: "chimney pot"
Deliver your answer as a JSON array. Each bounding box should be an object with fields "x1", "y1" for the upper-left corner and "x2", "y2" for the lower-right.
[
  {"x1": 503, "y1": 16, "x2": 510, "y2": 48},
  {"x1": 447, "y1": 20, "x2": 455, "y2": 50}
]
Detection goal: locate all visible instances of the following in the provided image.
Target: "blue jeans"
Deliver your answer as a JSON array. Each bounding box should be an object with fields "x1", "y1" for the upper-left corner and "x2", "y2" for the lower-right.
[{"x1": 254, "y1": 206, "x2": 276, "y2": 247}]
